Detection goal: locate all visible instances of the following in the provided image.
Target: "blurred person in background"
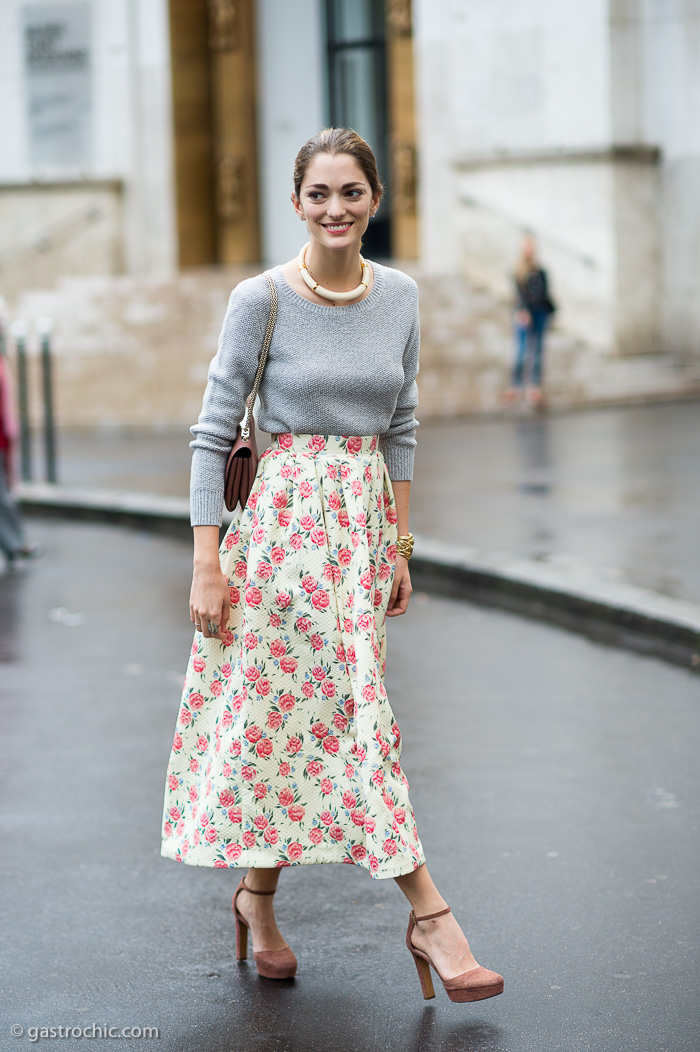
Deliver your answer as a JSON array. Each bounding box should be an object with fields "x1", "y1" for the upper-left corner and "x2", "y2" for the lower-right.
[
  {"x1": 504, "y1": 235, "x2": 556, "y2": 408},
  {"x1": 0, "y1": 330, "x2": 38, "y2": 568}
]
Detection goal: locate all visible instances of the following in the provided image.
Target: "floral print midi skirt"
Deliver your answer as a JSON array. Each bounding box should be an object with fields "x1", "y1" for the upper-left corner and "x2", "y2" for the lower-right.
[{"x1": 161, "y1": 434, "x2": 425, "y2": 879}]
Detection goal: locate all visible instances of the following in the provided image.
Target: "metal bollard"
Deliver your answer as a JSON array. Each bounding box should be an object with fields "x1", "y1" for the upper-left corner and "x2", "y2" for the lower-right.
[
  {"x1": 36, "y1": 317, "x2": 57, "y2": 483},
  {"x1": 10, "y1": 320, "x2": 32, "y2": 482}
]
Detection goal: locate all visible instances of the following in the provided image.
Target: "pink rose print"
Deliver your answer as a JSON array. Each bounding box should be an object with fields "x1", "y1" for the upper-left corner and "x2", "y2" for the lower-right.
[
  {"x1": 245, "y1": 586, "x2": 263, "y2": 606},
  {"x1": 256, "y1": 738, "x2": 273, "y2": 757},
  {"x1": 306, "y1": 759, "x2": 323, "y2": 777},
  {"x1": 296, "y1": 615, "x2": 312, "y2": 632},
  {"x1": 311, "y1": 721, "x2": 328, "y2": 739},
  {"x1": 310, "y1": 527, "x2": 326, "y2": 546},
  {"x1": 254, "y1": 782, "x2": 267, "y2": 799},
  {"x1": 271, "y1": 546, "x2": 286, "y2": 565},
  {"x1": 273, "y1": 491, "x2": 288, "y2": 509},
  {"x1": 288, "y1": 804, "x2": 305, "y2": 822},
  {"x1": 275, "y1": 591, "x2": 292, "y2": 609},
  {"x1": 310, "y1": 634, "x2": 324, "y2": 650},
  {"x1": 219, "y1": 789, "x2": 237, "y2": 807},
  {"x1": 300, "y1": 515, "x2": 315, "y2": 531},
  {"x1": 309, "y1": 827, "x2": 324, "y2": 845},
  {"x1": 301, "y1": 681, "x2": 314, "y2": 698},
  {"x1": 323, "y1": 735, "x2": 340, "y2": 754},
  {"x1": 278, "y1": 433, "x2": 293, "y2": 448},
  {"x1": 288, "y1": 842, "x2": 303, "y2": 861},
  {"x1": 319, "y1": 810, "x2": 333, "y2": 825},
  {"x1": 290, "y1": 532, "x2": 303, "y2": 550},
  {"x1": 351, "y1": 844, "x2": 367, "y2": 861},
  {"x1": 245, "y1": 725, "x2": 262, "y2": 743},
  {"x1": 225, "y1": 843, "x2": 243, "y2": 861},
  {"x1": 228, "y1": 807, "x2": 242, "y2": 824},
  {"x1": 270, "y1": 639, "x2": 286, "y2": 658},
  {"x1": 299, "y1": 481, "x2": 313, "y2": 498},
  {"x1": 279, "y1": 693, "x2": 295, "y2": 712},
  {"x1": 263, "y1": 827, "x2": 279, "y2": 844},
  {"x1": 279, "y1": 788, "x2": 294, "y2": 806},
  {"x1": 254, "y1": 814, "x2": 268, "y2": 830},
  {"x1": 258, "y1": 561, "x2": 275, "y2": 580},
  {"x1": 332, "y1": 713, "x2": 347, "y2": 731},
  {"x1": 192, "y1": 658, "x2": 205, "y2": 674},
  {"x1": 310, "y1": 435, "x2": 326, "y2": 452},
  {"x1": 329, "y1": 825, "x2": 344, "y2": 841},
  {"x1": 242, "y1": 831, "x2": 256, "y2": 848},
  {"x1": 255, "y1": 678, "x2": 271, "y2": 696},
  {"x1": 278, "y1": 761, "x2": 291, "y2": 777},
  {"x1": 286, "y1": 736, "x2": 302, "y2": 754},
  {"x1": 267, "y1": 711, "x2": 284, "y2": 730},
  {"x1": 320, "y1": 779, "x2": 333, "y2": 795}
]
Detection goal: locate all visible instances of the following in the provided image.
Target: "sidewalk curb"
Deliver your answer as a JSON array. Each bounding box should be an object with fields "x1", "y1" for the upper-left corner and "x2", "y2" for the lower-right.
[{"x1": 18, "y1": 482, "x2": 700, "y2": 673}]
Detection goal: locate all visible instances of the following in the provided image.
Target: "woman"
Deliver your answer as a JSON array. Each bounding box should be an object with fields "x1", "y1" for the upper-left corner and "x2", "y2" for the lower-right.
[
  {"x1": 505, "y1": 235, "x2": 555, "y2": 408},
  {"x1": 161, "y1": 128, "x2": 503, "y2": 1004}
]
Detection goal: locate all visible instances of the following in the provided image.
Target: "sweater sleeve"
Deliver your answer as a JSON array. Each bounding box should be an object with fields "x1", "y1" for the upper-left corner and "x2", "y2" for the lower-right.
[
  {"x1": 189, "y1": 277, "x2": 270, "y2": 526},
  {"x1": 379, "y1": 290, "x2": 420, "y2": 481}
]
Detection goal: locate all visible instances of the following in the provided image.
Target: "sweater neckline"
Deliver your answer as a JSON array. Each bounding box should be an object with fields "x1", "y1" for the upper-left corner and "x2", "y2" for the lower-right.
[{"x1": 272, "y1": 259, "x2": 385, "y2": 315}]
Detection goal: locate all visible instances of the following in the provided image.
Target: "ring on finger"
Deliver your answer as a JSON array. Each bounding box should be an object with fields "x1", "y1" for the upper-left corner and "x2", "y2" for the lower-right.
[{"x1": 207, "y1": 620, "x2": 218, "y2": 634}]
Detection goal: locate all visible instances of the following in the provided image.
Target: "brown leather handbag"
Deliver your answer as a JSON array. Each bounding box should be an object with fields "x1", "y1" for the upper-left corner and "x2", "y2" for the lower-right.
[{"x1": 223, "y1": 273, "x2": 278, "y2": 511}]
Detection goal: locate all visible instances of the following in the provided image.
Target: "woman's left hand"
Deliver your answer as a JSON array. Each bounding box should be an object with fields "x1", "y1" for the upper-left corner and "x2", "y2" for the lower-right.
[{"x1": 387, "y1": 555, "x2": 412, "y2": 617}]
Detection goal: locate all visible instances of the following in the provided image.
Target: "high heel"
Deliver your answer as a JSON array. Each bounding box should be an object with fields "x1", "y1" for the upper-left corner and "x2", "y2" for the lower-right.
[
  {"x1": 232, "y1": 877, "x2": 297, "y2": 980},
  {"x1": 406, "y1": 906, "x2": 504, "y2": 1003}
]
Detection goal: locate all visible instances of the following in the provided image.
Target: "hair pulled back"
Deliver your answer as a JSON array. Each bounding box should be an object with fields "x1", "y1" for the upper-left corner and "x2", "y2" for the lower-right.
[{"x1": 293, "y1": 127, "x2": 384, "y2": 203}]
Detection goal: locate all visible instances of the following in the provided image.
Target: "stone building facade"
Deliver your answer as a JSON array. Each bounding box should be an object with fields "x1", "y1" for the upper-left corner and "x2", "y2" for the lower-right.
[{"x1": 0, "y1": 0, "x2": 698, "y2": 431}]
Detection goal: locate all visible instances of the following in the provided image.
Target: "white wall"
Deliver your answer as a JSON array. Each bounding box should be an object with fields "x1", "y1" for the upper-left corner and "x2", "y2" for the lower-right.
[
  {"x1": 256, "y1": 0, "x2": 325, "y2": 266},
  {"x1": 413, "y1": 0, "x2": 613, "y2": 273},
  {"x1": 0, "y1": 0, "x2": 175, "y2": 278}
]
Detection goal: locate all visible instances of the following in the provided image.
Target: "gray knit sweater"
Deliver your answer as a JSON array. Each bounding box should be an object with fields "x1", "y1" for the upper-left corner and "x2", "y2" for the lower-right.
[{"x1": 189, "y1": 261, "x2": 420, "y2": 526}]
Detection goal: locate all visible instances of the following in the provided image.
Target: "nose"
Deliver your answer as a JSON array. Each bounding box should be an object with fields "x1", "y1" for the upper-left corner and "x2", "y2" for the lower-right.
[{"x1": 326, "y1": 194, "x2": 346, "y2": 218}]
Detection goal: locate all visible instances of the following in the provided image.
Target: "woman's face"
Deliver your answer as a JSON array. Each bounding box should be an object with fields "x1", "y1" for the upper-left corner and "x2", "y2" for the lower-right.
[{"x1": 295, "y1": 152, "x2": 379, "y2": 251}]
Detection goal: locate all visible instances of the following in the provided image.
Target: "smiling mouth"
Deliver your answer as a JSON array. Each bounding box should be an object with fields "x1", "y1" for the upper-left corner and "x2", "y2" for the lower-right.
[{"x1": 322, "y1": 222, "x2": 352, "y2": 232}]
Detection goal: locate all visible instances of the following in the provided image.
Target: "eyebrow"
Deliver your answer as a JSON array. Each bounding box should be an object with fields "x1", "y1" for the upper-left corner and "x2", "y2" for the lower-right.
[{"x1": 305, "y1": 182, "x2": 365, "y2": 190}]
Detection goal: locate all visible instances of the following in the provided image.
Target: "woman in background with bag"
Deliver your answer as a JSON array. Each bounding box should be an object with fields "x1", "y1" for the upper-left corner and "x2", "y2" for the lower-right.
[
  {"x1": 160, "y1": 128, "x2": 503, "y2": 1004},
  {"x1": 504, "y1": 234, "x2": 556, "y2": 408}
]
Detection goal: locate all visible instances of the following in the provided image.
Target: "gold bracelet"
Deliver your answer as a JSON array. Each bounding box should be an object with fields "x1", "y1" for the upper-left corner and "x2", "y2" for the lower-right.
[{"x1": 396, "y1": 532, "x2": 415, "y2": 560}]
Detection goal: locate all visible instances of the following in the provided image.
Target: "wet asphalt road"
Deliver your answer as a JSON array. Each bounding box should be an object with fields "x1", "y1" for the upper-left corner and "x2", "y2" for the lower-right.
[
  {"x1": 1, "y1": 519, "x2": 699, "y2": 1052},
  {"x1": 36, "y1": 399, "x2": 700, "y2": 604}
]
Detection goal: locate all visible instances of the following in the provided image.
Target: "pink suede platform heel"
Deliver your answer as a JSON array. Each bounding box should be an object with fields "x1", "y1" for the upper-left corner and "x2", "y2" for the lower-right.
[
  {"x1": 232, "y1": 877, "x2": 297, "y2": 980},
  {"x1": 406, "y1": 906, "x2": 504, "y2": 1003}
]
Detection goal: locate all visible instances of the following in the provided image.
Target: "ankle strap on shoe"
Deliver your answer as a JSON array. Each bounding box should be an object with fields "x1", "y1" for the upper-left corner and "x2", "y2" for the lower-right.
[
  {"x1": 241, "y1": 877, "x2": 276, "y2": 896},
  {"x1": 412, "y1": 906, "x2": 452, "y2": 923}
]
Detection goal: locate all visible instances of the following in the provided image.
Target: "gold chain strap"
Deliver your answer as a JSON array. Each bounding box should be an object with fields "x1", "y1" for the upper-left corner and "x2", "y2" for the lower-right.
[{"x1": 241, "y1": 273, "x2": 278, "y2": 440}]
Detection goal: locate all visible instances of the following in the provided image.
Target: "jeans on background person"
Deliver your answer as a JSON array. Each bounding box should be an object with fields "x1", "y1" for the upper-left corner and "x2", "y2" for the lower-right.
[
  {"x1": 0, "y1": 461, "x2": 26, "y2": 561},
  {"x1": 512, "y1": 308, "x2": 549, "y2": 388}
]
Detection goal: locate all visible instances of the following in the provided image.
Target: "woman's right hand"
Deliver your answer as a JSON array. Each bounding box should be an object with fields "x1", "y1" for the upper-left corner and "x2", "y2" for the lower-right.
[
  {"x1": 190, "y1": 560, "x2": 231, "y2": 641},
  {"x1": 190, "y1": 527, "x2": 231, "y2": 641},
  {"x1": 515, "y1": 308, "x2": 531, "y2": 327}
]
